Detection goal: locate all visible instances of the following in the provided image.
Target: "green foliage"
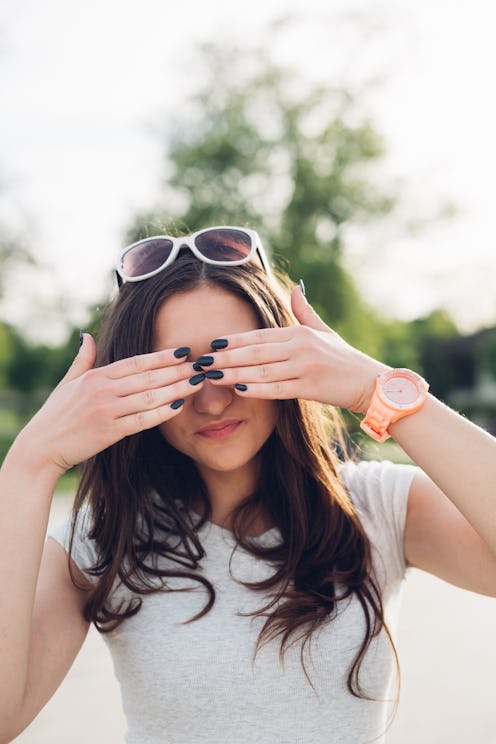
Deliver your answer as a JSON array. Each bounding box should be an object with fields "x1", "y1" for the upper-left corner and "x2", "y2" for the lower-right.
[
  {"x1": 411, "y1": 310, "x2": 461, "y2": 398},
  {"x1": 477, "y1": 332, "x2": 496, "y2": 378},
  {"x1": 379, "y1": 319, "x2": 422, "y2": 371},
  {"x1": 379, "y1": 310, "x2": 458, "y2": 373},
  {"x1": 0, "y1": 324, "x2": 80, "y2": 401},
  {"x1": 0, "y1": 322, "x2": 14, "y2": 386}
]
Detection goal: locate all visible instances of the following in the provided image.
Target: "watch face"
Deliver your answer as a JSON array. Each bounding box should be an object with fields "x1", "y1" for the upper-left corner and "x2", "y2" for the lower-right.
[{"x1": 379, "y1": 369, "x2": 426, "y2": 409}]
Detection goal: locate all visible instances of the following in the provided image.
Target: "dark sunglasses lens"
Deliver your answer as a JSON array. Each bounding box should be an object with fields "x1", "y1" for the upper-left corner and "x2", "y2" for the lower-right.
[
  {"x1": 194, "y1": 229, "x2": 251, "y2": 262},
  {"x1": 121, "y1": 239, "x2": 174, "y2": 277}
]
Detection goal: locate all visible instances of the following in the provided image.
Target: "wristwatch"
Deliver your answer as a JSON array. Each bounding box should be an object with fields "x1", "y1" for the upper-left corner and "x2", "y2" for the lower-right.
[{"x1": 360, "y1": 368, "x2": 429, "y2": 443}]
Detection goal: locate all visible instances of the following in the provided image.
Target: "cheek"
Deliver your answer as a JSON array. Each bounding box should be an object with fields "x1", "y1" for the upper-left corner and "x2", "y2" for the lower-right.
[
  {"x1": 257, "y1": 401, "x2": 279, "y2": 436},
  {"x1": 158, "y1": 419, "x2": 186, "y2": 451}
]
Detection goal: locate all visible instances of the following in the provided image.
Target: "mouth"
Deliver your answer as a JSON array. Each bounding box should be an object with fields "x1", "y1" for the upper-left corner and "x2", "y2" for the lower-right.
[{"x1": 196, "y1": 419, "x2": 244, "y2": 440}]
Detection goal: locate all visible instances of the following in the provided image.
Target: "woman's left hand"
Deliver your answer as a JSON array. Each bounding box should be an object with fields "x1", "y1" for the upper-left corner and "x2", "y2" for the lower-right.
[{"x1": 205, "y1": 285, "x2": 390, "y2": 414}]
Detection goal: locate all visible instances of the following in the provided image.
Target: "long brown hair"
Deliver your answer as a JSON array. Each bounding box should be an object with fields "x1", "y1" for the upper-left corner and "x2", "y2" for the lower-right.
[{"x1": 69, "y1": 251, "x2": 397, "y2": 699}]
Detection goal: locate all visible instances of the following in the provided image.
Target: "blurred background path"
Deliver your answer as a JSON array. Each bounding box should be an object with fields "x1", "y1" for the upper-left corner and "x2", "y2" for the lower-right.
[{"x1": 12, "y1": 492, "x2": 496, "y2": 744}]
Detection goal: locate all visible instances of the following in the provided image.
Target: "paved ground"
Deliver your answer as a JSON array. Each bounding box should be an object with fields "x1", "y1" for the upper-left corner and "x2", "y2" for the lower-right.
[{"x1": 13, "y1": 493, "x2": 496, "y2": 743}]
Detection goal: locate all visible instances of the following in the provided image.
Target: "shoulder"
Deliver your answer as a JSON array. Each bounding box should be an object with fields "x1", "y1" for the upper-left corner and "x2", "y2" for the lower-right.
[
  {"x1": 47, "y1": 504, "x2": 98, "y2": 582},
  {"x1": 338, "y1": 459, "x2": 419, "y2": 588},
  {"x1": 339, "y1": 459, "x2": 418, "y2": 511}
]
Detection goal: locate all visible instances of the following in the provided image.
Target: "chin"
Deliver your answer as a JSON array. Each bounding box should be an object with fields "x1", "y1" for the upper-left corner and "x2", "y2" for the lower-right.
[
  {"x1": 192, "y1": 441, "x2": 262, "y2": 475},
  {"x1": 198, "y1": 454, "x2": 254, "y2": 473}
]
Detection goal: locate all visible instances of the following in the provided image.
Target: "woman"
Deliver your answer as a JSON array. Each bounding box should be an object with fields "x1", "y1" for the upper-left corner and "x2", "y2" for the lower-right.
[{"x1": 1, "y1": 227, "x2": 495, "y2": 744}]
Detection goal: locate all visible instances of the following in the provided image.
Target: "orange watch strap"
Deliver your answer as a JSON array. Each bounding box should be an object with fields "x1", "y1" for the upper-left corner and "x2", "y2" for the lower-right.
[{"x1": 360, "y1": 394, "x2": 392, "y2": 442}]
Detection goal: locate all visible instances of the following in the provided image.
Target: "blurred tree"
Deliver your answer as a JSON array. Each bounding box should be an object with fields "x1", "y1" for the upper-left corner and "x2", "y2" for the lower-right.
[
  {"x1": 1, "y1": 297, "x2": 105, "y2": 408},
  {"x1": 0, "y1": 321, "x2": 14, "y2": 387},
  {"x1": 477, "y1": 331, "x2": 496, "y2": 379},
  {"x1": 0, "y1": 228, "x2": 35, "y2": 300},
  {"x1": 1, "y1": 324, "x2": 80, "y2": 413},
  {"x1": 127, "y1": 44, "x2": 399, "y2": 355},
  {"x1": 411, "y1": 309, "x2": 461, "y2": 399},
  {"x1": 379, "y1": 318, "x2": 423, "y2": 372}
]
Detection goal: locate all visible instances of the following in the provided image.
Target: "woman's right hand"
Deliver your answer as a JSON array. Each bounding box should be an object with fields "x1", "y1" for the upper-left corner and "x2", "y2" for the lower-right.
[{"x1": 12, "y1": 334, "x2": 199, "y2": 479}]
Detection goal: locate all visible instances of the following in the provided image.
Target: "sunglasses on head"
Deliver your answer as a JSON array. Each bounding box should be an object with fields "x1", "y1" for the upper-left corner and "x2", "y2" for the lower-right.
[{"x1": 116, "y1": 226, "x2": 272, "y2": 286}]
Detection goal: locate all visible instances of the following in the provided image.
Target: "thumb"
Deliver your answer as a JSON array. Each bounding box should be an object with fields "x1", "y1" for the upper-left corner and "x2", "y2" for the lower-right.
[
  {"x1": 60, "y1": 331, "x2": 97, "y2": 384},
  {"x1": 290, "y1": 283, "x2": 331, "y2": 333}
]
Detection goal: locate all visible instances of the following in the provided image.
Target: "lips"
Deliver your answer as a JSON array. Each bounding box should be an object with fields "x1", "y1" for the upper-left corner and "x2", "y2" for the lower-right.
[{"x1": 196, "y1": 419, "x2": 244, "y2": 440}]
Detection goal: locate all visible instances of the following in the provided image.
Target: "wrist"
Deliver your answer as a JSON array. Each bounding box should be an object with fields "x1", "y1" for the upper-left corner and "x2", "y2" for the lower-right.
[
  {"x1": 5, "y1": 432, "x2": 68, "y2": 488},
  {"x1": 356, "y1": 362, "x2": 392, "y2": 416}
]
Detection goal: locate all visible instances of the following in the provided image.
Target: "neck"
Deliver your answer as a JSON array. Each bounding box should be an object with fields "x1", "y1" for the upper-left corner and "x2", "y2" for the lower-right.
[{"x1": 194, "y1": 458, "x2": 272, "y2": 534}]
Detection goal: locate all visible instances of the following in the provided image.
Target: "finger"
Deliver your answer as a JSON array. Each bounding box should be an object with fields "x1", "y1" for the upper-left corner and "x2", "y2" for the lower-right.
[
  {"x1": 207, "y1": 360, "x2": 299, "y2": 387},
  {"x1": 290, "y1": 284, "x2": 332, "y2": 333},
  {"x1": 113, "y1": 360, "x2": 196, "y2": 397},
  {"x1": 105, "y1": 346, "x2": 192, "y2": 380},
  {"x1": 204, "y1": 340, "x2": 291, "y2": 370},
  {"x1": 117, "y1": 376, "x2": 207, "y2": 436},
  {"x1": 116, "y1": 374, "x2": 205, "y2": 418},
  {"x1": 60, "y1": 333, "x2": 97, "y2": 384},
  {"x1": 209, "y1": 327, "x2": 294, "y2": 354},
  {"x1": 232, "y1": 379, "x2": 301, "y2": 400},
  {"x1": 118, "y1": 397, "x2": 190, "y2": 436}
]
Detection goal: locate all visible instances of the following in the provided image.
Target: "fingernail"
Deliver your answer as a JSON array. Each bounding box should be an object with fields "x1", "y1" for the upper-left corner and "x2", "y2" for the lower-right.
[
  {"x1": 189, "y1": 372, "x2": 206, "y2": 386},
  {"x1": 170, "y1": 398, "x2": 185, "y2": 410},
  {"x1": 235, "y1": 383, "x2": 248, "y2": 392},
  {"x1": 211, "y1": 338, "x2": 228, "y2": 350},
  {"x1": 192, "y1": 361, "x2": 203, "y2": 372},
  {"x1": 174, "y1": 346, "x2": 191, "y2": 359},
  {"x1": 205, "y1": 370, "x2": 224, "y2": 380},
  {"x1": 299, "y1": 279, "x2": 306, "y2": 297},
  {"x1": 196, "y1": 355, "x2": 214, "y2": 366},
  {"x1": 79, "y1": 329, "x2": 84, "y2": 347}
]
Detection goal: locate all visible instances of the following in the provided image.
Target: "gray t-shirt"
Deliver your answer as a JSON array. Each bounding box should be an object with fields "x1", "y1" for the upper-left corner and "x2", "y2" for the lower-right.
[{"x1": 48, "y1": 459, "x2": 417, "y2": 744}]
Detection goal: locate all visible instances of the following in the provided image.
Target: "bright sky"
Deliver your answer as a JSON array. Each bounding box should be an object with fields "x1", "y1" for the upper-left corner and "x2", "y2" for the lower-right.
[{"x1": 1, "y1": 0, "x2": 495, "y2": 342}]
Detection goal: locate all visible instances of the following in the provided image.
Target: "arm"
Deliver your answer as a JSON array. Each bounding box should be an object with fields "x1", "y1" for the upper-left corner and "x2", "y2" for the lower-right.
[
  {"x1": 391, "y1": 395, "x2": 496, "y2": 561},
  {"x1": 0, "y1": 334, "x2": 203, "y2": 739},
  {"x1": 0, "y1": 449, "x2": 89, "y2": 741},
  {"x1": 404, "y1": 468, "x2": 496, "y2": 596}
]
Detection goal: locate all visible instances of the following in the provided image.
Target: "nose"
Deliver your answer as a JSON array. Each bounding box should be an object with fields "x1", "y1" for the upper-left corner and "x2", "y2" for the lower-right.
[{"x1": 193, "y1": 379, "x2": 234, "y2": 416}]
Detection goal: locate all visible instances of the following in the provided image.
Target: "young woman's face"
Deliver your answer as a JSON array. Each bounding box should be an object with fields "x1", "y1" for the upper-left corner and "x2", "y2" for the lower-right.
[{"x1": 154, "y1": 284, "x2": 279, "y2": 482}]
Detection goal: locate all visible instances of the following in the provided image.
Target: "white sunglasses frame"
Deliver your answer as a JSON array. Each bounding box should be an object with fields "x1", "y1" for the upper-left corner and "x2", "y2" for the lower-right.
[{"x1": 116, "y1": 226, "x2": 273, "y2": 284}]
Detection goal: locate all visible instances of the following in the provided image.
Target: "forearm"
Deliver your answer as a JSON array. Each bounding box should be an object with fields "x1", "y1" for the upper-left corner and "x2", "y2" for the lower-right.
[
  {"x1": 389, "y1": 394, "x2": 496, "y2": 555},
  {"x1": 0, "y1": 435, "x2": 62, "y2": 723}
]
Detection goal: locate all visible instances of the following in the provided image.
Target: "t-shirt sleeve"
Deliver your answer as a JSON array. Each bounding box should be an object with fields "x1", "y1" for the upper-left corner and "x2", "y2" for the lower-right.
[
  {"x1": 339, "y1": 459, "x2": 418, "y2": 592},
  {"x1": 47, "y1": 506, "x2": 100, "y2": 585}
]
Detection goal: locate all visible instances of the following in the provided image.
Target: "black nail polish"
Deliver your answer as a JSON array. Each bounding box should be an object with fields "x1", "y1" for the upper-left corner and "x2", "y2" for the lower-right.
[
  {"x1": 170, "y1": 398, "x2": 185, "y2": 410},
  {"x1": 205, "y1": 370, "x2": 224, "y2": 380},
  {"x1": 189, "y1": 372, "x2": 205, "y2": 386},
  {"x1": 196, "y1": 355, "x2": 214, "y2": 366},
  {"x1": 192, "y1": 361, "x2": 203, "y2": 372},
  {"x1": 299, "y1": 278, "x2": 306, "y2": 297},
  {"x1": 211, "y1": 338, "x2": 228, "y2": 350},
  {"x1": 235, "y1": 383, "x2": 248, "y2": 392},
  {"x1": 174, "y1": 346, "x2": 191, "y2": 359},
  {"x1": 79, "y1": 329, "x2": 84, "y2": 347}
]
